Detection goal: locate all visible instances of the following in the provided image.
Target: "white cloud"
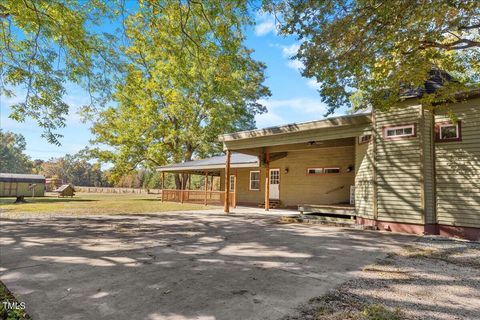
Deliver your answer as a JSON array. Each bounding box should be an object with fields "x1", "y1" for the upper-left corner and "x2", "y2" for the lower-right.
[
  {"x1": 281, "y1": 43, "x2": 300, "y2": 57},
  {"x1": 279, "y1": 43, "x2": 304, "y2": 71},
  {"x1": 254, "y1": 12, "x2": 277, "y2": 36},
  {"x1": 306, "y1": 78, "x2": 321, "y2": 90},
  {"x1": 255, "y1": 97, "x2": 329, "y2": 128},
  {"x1": 286, "y1": 59, "x2": 304, "y2": 71}
]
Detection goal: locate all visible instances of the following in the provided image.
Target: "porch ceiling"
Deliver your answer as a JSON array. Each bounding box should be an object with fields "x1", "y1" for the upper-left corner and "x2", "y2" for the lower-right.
[
  {"x1": 228, "y1": 136, "x2": 358, "y2": 156},
  {"x1": 221, "y1": 114, "x2": 371, "y2": 151}
]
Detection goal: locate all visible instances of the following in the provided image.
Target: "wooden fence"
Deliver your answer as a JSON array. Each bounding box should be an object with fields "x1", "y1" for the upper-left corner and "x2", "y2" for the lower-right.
[{"x1": 75, "y1": 186, "x2": 162, "y2": 194}]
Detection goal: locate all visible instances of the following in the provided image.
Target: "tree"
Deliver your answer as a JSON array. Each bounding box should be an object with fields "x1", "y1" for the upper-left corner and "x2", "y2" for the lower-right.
[
  {"x1": 270, "y1": 0, "x2": 480, "y2": 113},
  {"x1": 0, "y1": 0, "x2": 117, "y2": 144},
  {"x1": 0, "y1": 130, "x2": 32, "y2": 173},
  {"x1": 91, "y1": 1, "x2": 270, "y2": 185},
  {"x1": 39, "y1": 152, "x2": 110, "y2": 186}
]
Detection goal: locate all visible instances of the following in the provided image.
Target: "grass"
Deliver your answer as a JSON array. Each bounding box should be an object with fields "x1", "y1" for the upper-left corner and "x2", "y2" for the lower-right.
[
  {"x1": 0, "y1": 280, "x2": 30, "y2": 320},
  {"x1": 0, "y1": 192, "x2": 212, "y2": 216}
]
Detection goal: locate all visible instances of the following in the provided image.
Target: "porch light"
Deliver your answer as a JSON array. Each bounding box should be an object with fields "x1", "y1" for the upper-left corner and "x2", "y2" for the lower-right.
[
  {"x1": 284, "y1": 167, "x2": 289, "y2": 174},
  {"x1": 346, "y1": 165, "x2": 354, "y2": 172}
]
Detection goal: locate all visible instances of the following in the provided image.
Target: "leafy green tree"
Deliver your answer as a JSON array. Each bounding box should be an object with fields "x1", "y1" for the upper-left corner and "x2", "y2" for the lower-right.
[
  {"x1": 270, "y1": 0, "x2": 480, "y2": 113},
  {"x1": 0, "y1": 130, "x2": 32, "y2": 173},
  {"x1": 0, "y1": 0, "x2": 117, "y2": 144},
  {"x1": 91, "y1": 1, "x2": 270, "y2": 184}
]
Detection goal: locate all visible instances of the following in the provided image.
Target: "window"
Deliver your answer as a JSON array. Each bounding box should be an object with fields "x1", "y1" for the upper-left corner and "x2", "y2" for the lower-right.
[
  {"x1": 249, "y1": 171, "x2": 260, "y2": 190},
  {"x1": 358, "y1": 134, "x2": 372, "y2": 144},
  {"x1": 436, "y1": 121, "x2": 461, "y2": 142},
  {"x1": 324, "y1": 167, "x2": 340, "y2": 174},
  {"x1": 307, "y1": 167, "x2": 341, "y2": 174},
  {"x1": 229, "y1": 175, "x2": 235, "y2": 192},
  {"x1": 383, "y1": 124, "x2": 416, "y2": 139},
  {"x1": 307, "y1": 168, "x2": 323, "y2": 175}
]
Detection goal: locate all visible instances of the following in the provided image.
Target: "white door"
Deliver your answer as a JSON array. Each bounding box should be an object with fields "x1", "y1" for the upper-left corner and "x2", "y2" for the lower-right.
[{"x1": 269, "y1": 169, "x2": 280, "y2": 200}]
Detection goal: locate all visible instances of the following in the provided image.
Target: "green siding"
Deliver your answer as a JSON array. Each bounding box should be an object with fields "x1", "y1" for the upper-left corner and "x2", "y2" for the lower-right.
[
  {"x1": 355, "y1": 139, "x2": 374, "y2": 218},
  {"x1": 435, "y1": 98, "x2": 480, "y2": 228},
  {"x1": 0, "y1": 182, "x2": 45, "y2": 197},
  {"x1": 375, "y1": 104, "x2": 424, "y2": 223}
]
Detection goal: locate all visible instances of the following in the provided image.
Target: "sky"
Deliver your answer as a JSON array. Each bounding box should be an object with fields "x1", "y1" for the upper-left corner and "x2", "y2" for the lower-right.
[{"x1": 0, "y1": 11, "x2": 348, "y2": 161}]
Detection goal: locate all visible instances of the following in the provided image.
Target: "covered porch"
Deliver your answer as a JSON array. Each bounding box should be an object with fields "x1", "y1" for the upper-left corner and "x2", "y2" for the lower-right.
[
  {"x1": 219, "y1": 113, "x2": 372, "y2": 214},
  {"x1": 156, "y1": 154, "x2": 259, "y2": 209}
]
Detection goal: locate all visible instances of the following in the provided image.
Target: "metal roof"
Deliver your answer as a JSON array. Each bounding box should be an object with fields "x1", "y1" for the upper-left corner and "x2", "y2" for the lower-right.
[
  {"x1": 0, "y1": 173, "x2": 46, "y2": 183},
  {"x1": 218, "y1": 112, "x2": 371, "y2": 142},
  {"x1": 157, "y1": 153, "x2": 259, "y2": 172},
  {"x1": 54, "y1": 184, "x2": 75, "y2": 192}
]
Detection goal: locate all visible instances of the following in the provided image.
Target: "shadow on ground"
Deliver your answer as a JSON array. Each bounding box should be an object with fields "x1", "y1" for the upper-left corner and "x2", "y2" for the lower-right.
[{"x1": 1, "y1": 211, "x2": 414, "y2": 320}]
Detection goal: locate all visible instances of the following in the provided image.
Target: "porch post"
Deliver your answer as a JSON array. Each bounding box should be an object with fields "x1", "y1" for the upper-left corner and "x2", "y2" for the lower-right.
[
  {"x1": 224, "y1": 150, "x2": 231, "y2": 213},
  {"x1": 204, "y1": 171, "x2": 208, "y2": 206},
  {"x1": 265, "y1": 148, "x2": 270, "y2": 211},
  {"x1": 180, "y1": 174, "x2": 184, "y2": 204},
  {"x1": 161, "y1": 171, "x2": 165, "y2": 202}
]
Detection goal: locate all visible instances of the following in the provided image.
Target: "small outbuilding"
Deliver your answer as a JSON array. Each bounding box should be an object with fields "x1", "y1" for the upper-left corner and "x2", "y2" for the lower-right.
[
  {"x1": 54, "y1": 184, "x2": 75, "y2": 197},
  {"x1": 0, "y1": 173, "x2": 46, "y2": 197}
]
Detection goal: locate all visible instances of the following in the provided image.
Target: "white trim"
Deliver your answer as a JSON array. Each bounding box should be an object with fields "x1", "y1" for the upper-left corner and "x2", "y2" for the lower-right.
[
  {"x1": 324, "y1": 167, "x2": 341, "y2": 174},
  {"x1": 383, "y1": 124, "x2": 415, "y2": 138},
  {"x1": 157, "y1": 162, "x2": 258, "y2": 172},
  {"x1": 249, "y1": 170, "x2": 260, "y2": 191},
  {"x1": 439, "y1": 122, "x2": 460, "y2": 140},
  {"x1": 306, "y1": 167, "x2": 323, "y2": 174}
]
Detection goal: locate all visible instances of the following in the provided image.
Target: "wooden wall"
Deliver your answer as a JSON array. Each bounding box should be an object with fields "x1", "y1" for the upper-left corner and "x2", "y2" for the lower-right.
[
  {"x1": 0, "y1": 182, "x2": 45, "y2": 197},
  {"x1": 374, "y1": 103, "x2": 424, "y2": 223},
  {"x1": 234, "y1": 146, "x2": 356, "y2": 207},
  {"x1": 355, "y1": 138, "x2": 375, "y2": 219},
  {"x1": 434, "y1": 98, "x2": 480, "y2": 228}
]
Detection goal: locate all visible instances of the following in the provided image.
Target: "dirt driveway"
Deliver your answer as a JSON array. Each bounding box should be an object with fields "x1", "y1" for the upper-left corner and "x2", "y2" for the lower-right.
[{"x1": 0, "y1": 210, "x2": 413, "y2": 320}]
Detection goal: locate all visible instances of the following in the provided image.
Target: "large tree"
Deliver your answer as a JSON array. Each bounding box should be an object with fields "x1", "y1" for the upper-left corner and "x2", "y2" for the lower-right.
[
  {"x1": 0, "y1": 130, "x2": 32, "y2": 173},
  {"x1": 270, "y1": 0, "x2": 480, "y2": 113},
  {"x1": 0, "y1": 0, "x2": 118, "y2": 144},
  {"x1": 91, "y1": 1, "x2": 270, "y2": 183}
]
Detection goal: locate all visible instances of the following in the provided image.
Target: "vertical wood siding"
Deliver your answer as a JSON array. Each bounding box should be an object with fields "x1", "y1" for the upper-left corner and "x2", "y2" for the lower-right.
[
  {"x1": 435, "y1": 98, "x2": 480, "y2": 228},
  {"x1": 375, "y1": 104, "x2": 424, "y2": 223}
]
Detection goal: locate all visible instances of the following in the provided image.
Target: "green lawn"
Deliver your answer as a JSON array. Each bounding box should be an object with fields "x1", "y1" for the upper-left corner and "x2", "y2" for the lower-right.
[{"x1": 0, "y1": 192, "x2": 211, "y2": 216}]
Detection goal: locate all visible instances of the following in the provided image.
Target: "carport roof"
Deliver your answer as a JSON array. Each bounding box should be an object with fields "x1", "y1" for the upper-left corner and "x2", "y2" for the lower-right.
[{"x1": 156, "y1": 153, "x2": 258, "y2": 173}]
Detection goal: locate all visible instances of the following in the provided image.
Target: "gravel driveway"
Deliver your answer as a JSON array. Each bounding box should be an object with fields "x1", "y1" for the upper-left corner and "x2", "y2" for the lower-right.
[
  {"x1": 0, "y1": 210, "x2": 413, "y2": 320},
  {"x1": 286, "y1": 237, "x2": 480, "y2": 320}
]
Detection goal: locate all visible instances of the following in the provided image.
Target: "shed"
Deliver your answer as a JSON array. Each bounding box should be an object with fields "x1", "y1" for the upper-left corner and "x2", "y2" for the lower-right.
[
  {"x1": 54, "y1": 184, "x2": 75, "y2": 197},
  {"x1": 0, "y1": 173, "x2": 46, "y2": 197}
]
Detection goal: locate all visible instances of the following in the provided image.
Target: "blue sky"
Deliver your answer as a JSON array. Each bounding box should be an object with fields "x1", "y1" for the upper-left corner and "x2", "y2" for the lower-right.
[{"x1": 0, "y1": 11, "x2": 347, "y2": 161}]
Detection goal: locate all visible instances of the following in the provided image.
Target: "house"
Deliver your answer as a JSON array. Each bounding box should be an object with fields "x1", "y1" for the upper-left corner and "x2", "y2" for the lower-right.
[
  {"x1": 54, "y1": 184, "x2": 75, "y2": 197},
  {"x1": 157, "y1": 90, "x2": 480, "y2": 240},
  {"x1": 0, "y1": 173, "x2": 46, "y2": 197}
]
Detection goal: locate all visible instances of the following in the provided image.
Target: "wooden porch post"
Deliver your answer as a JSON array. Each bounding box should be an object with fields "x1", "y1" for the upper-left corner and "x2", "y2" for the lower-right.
[
  {"x1": 204, "y1": 171, "x2": 208, "y2": 206},
  {"x1": 265, "y1": 148, "x2": 270, "y2": 211},
  {"x1": 180, "y1": 174, "x2": 184, "y2": 204},
  {"x1": 224, "y1": 150, "x2": 231, "y2": 213},
  {"x1": 161, "y1": 171, "x2": 165, "y2": 202}
]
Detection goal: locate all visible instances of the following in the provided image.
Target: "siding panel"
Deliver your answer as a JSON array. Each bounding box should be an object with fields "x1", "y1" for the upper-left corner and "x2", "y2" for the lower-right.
[{"x1": 435, "y1": 98, "x2": 480, "y2": 228}]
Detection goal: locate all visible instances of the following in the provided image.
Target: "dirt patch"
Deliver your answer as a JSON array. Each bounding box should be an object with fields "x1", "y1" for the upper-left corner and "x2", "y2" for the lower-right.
[{"x1": 283, "y1": 237, "x2": 480, "y2": 320}]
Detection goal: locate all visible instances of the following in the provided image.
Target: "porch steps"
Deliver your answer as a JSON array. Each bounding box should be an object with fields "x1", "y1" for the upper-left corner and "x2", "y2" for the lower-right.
[{"x1": 258, "y1": 200, "x2": 280, "y2": 209}]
